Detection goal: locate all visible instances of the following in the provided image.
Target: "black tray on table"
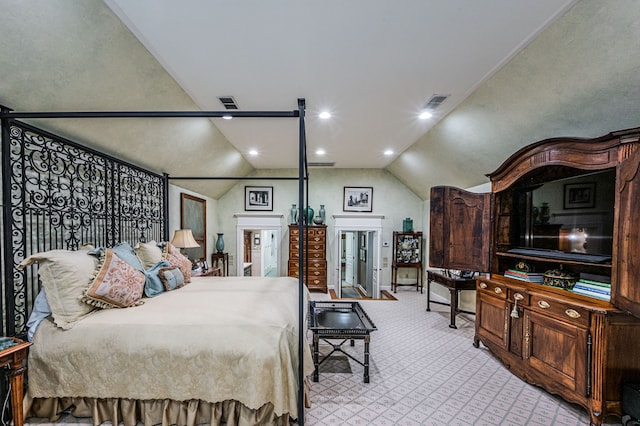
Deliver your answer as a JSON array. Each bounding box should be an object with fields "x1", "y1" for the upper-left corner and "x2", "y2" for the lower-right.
[{"x1": 308, "y1": 301, "x2": 377, "y2": 336}]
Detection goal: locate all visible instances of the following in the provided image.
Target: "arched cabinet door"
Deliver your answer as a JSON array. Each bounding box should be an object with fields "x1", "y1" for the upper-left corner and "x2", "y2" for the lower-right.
[
  {"x1": 613, "y1": 146, "x2": 640, "y2": 318},
  {"x1": 429, "y1": 186, "x2": 491, "y2": 272}
]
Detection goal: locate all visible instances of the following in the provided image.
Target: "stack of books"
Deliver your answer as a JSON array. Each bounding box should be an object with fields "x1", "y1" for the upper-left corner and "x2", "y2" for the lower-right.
[
  {"x1": 504, "y1": 269, "x2": 544, "y2": 283},
  {"x1": 571, "y1": 277, "x2": 611, "y2": 301}
]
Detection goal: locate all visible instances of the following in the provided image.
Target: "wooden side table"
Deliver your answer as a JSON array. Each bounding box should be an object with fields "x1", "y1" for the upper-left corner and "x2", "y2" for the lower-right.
[
  {"x1": 211, "y1": 252, "x2": 229, "y2": 276},
  {"x1": 192, "y1": 267, "x2": 221, "y2": 277},
  {"x1": 0, "y1": 337, "x2": 31, "y2": 426},
  {"x1": 426, "y1": 270, "x2": 476, "y2": 329}
]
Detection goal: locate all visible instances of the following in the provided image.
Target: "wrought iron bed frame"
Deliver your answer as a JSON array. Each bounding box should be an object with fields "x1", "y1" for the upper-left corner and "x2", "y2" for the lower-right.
[{"x1": 0, "y1": 99, "x2": 309, "y2": 424}]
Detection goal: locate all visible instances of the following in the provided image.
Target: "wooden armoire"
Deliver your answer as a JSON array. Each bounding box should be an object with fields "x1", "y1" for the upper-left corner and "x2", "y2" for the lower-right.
[{"x1": 429, "y1": 127, "x2": 640, "y2": 426}]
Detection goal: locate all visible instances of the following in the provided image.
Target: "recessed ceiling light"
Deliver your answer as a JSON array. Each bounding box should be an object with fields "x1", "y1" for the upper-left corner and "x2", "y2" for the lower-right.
[
  {"x1": 384, "y1": 149, "x2": 394, "y2": 156},
  {"x1": 222, "y1": 115, "x2": 233, "y2": 120},
  {"x1": 319, "y1": 111, "x2": 331, "y2": 119},
  {"x1": 419, "y1": 111, "x2": 433, "y2": 120},
  {"x1": 316, "y1": 149, "x2": 325, "y2": 156},
  {"x1": 249, "y1": 149, "x2": 258, "y2": 156}
]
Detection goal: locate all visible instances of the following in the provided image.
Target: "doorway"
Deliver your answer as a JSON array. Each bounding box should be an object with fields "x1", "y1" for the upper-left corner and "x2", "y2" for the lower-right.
[
  {"x1": 243, "y1": 229, "x2": 279, "y2": 277},
  {"x1": 235, "y1": 213, "x2": 283, "y2": 277},
  {"x1": 333, "y1": 214, "x2": 384, "y2": 299}
]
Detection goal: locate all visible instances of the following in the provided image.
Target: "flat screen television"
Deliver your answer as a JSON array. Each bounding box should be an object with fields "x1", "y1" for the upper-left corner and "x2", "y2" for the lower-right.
[{"x1": 510, "y1": 168, "x2": 615, "y2": 262}]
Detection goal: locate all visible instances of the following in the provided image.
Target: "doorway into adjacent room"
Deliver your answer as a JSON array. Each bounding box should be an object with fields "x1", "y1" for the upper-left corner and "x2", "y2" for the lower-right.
[{"x1": 242, "y1": 229, "x2": 279, "y2": 277}]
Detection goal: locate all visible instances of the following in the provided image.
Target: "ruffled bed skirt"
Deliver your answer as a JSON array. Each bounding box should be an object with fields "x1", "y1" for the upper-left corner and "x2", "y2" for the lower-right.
[{"x1": 25, "y1": 396, "x2": 304, "y2": 426}]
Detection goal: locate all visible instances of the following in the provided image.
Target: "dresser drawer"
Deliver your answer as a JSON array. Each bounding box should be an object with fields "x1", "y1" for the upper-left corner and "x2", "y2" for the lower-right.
[
  {"x1": 289, "y1": 242, "x2": 325, "y2": 259},
  {"x1": 477, "y1": 280, "x2": 507, "y2": 300},
  {"x1": 529, "y1": 294, "x2": 589, "y2": 327}
]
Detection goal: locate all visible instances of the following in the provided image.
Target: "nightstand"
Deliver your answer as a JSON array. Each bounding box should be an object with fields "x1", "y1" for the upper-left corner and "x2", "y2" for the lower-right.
[
  {"x1": 0, "y1": 337, "x2": 31, "y2": 426},
  {"x1": 191, "y1": 267, "x2": 221, "y2": 277},
  {"x1": 211, "y1": 252, "x2": 229, "y2": 276}
]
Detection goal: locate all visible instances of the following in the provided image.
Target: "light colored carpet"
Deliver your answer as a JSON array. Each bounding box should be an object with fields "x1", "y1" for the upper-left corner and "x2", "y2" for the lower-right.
[{"x1": 24, "y1": 288, "x2": 623, "y2": 425}]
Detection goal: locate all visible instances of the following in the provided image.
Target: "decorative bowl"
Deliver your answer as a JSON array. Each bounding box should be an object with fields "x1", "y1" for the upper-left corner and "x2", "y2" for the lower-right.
[{"x1": 543, "y1": 268, "x2": 577, "y2": 289}]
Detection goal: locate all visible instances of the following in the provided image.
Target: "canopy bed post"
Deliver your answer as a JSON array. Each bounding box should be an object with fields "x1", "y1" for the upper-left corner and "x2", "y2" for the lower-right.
[
  {"x1": 297, "y1": 97, "x2": 307, "y2": 425},
  {"x1": 1, "y1": 105, "x2": 16, "y2": 337}
]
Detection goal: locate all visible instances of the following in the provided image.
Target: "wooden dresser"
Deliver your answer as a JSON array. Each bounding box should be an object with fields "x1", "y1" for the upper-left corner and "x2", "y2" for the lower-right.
[
  {"x1": 430, "y1": 127, "x2": 640, "y2": 425},
  {"x1": 288, "y1": 225, "x2": 327, "y2": 292}
]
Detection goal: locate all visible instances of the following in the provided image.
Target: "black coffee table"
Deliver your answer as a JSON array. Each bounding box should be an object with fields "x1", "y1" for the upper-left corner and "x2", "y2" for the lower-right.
[{"x1": 308, "y1": 301, "x2": 377, "y2": 383}]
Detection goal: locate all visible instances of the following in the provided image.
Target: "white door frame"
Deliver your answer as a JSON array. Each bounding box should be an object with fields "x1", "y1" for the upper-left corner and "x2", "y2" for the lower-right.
[
  {"x1": 234, "y1": 213, "x2": 284, "y2": 276},
  {"x1": 333, "y1": 214, "x2": 384, "y2": 298}
]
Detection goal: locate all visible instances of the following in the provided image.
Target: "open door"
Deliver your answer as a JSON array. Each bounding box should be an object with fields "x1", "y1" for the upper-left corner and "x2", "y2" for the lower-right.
[{"x1": 429, "y1": 186, "x2": 491, "y2": 272}]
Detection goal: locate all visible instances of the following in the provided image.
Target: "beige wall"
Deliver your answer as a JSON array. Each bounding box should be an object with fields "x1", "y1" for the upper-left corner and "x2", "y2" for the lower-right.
[{"x1": 214, "y1": 168, "x2": 423, "y2": 290}]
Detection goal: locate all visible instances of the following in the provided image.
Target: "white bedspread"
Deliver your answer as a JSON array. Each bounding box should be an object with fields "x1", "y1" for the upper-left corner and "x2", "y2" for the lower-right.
[{"x1": 27, "y1": 276, "x2": 313, "y2": 418}]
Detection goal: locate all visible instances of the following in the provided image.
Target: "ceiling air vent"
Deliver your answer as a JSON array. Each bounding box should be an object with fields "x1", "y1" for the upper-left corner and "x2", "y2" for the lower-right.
[
  {"x1": 423, "y1": 94, "x2": 449, "y2": 110},
  {"x1": 308, "y1": 161, "x2": 335, "y2": 167},
  {"x1": 218, "y1": 96, "x2": 238, "y2": 110}
]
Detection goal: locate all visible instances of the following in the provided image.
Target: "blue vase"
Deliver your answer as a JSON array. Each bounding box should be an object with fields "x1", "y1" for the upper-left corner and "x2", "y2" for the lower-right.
[
  {"x1": 290, "y1": 204, "x2": 298, "y2": 224},
  {"x1": 303, "y1": 206, "x2": 314, "y2": 224},
  {"x1": 215, "y1": 233, "x2": 225, "y2": 253}
]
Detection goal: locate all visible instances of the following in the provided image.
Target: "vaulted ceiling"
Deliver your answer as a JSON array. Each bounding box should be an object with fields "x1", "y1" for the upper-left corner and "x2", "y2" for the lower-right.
[{"x1": 1, "y1": 0, "x2": 640, "y2": 200}]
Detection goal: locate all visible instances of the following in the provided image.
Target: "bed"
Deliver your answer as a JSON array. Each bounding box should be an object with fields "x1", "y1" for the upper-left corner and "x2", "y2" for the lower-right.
[
  {"x1": 0, "y1": 100, "x2": 312, "y2": 425},
  {"x1": 25, "y1": 275, "x2": 314, "y2": 426}
]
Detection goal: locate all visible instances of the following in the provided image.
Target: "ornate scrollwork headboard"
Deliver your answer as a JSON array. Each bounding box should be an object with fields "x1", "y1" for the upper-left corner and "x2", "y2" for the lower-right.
[{"x1": 1, "y1": 119, "x2": 168, "y2": 337}]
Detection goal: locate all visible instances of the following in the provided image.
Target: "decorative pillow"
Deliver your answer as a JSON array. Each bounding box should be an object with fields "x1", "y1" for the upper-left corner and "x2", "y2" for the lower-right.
[
  {"x1": 26, "y1": 288, "x2": 52, "y2": 341},
  {"x1": 159, "y1": 266, "x2": 185, "y2": 291},
  {"x1": 163, "y1": 242, "x2": 192, "y2": 283},
  {"x1": 135, "y1": 240, "x2": 164, "y2": 270},
  {"x1": 143, "y1": 259, "x2": 171, "y2": 297},
  {"x1": 112, "y1": 242, "x2": 144, "y2": 271},
  {"x1": 82, "y1": 248, "x2": 146, "y2": 309},
  {"x1": 18, "y1": 249, "x2": 98, "y2": 330}
]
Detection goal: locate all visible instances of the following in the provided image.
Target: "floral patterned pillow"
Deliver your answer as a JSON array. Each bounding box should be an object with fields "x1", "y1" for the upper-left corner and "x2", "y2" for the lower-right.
[
  {"x1": 82, "y1": 248, "x2": 146, "y2": 309},
  {"x1": 163, "y1": 242, "x2": 192, "y2": 283}
]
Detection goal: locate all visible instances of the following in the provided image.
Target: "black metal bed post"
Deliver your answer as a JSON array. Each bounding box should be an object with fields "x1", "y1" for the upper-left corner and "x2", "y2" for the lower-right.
[
  {"x1": 1, "y1": 106, "x2": 14, "y2": 337},
  {"x1": 297, "y1": 98, "x2": 307, "y2": 426},
  {"x1": 162, "y1": 173, "x2": 170, "y2": 242}
]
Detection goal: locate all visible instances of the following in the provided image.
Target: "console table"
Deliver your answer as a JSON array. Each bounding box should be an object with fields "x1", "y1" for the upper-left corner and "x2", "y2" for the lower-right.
[
  {"x1": 308, "y1": 301, "x2": 377, "y2": 383},
  {"x1": 0, "y1": 337, "x2": 31, "y2": 426},
  {"x1": 426, "y1": 270, "x2": 476, "y2": 329}
]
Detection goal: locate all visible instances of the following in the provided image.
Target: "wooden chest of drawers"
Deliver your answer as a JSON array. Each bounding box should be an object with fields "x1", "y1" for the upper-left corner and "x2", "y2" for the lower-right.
[{"x1": 288, "y1": 225, "x2": 327, "y2": 292}]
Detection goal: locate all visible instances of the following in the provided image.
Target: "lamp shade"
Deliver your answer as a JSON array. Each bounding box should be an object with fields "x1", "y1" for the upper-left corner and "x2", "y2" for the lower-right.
[{"x1": 171, "y1": 229, "x2": 200, "y2": 248}]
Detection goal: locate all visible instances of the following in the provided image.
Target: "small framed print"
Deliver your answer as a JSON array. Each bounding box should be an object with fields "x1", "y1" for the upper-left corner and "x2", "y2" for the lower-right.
[
  {"x1": 245, "y1": 186, "x2": 273, "y2": 211},
  {"x1": 343, "y1": 186, "x2": 373, "y2": 212},
  {"x1": 563, "y1": 182, "x2": 595, "y2": 209}
]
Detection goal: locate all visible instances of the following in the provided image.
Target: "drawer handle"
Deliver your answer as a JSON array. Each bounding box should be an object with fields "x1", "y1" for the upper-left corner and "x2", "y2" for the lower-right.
[
  {"x1": 494, "y1": 287, "x2": 503, "y2": 294},
  {"x1": 538, "y1": 300, "x2": 550, "y2": 309},
  {"x1": 513, "y1": 293, "x2": 524, "y2": 301},
  {"x1": 479, "y1": 282, "x2": 487, "y2": 289},
  {"x1": 565, "y1": 309, "x2": 581, "y2": 319}
]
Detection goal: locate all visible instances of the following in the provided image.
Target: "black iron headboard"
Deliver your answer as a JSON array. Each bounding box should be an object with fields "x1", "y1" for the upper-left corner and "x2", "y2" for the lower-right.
[{"x1": 0, "y1": 117, "x2": 169, "y2": 338}]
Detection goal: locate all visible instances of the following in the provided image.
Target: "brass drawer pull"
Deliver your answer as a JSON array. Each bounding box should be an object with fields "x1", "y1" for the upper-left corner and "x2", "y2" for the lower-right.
[
  {"x1": 538, "y1": 300, "x2": 550, "y2": 309},
  {"x1": 513, "y1": 293, "x2": 524, "y2": 301},
  {"x1": 565, "y1": 309, "x2": 581, "y2": 319},
  {"x1": 479, "y1": 282, "x2": 487, "y2": 289},
  {"x1": 494, "y1": 287, "x2": 503, "y2": 294}
]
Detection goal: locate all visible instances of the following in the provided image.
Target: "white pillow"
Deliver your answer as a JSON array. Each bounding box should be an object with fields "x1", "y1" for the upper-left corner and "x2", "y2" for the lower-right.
[
  {"x1": 19, "y1": 249, "x2": 98, "y2": 329},
  {"x1": 134, "y1": 240, "x2": 163, "y2": 269}
]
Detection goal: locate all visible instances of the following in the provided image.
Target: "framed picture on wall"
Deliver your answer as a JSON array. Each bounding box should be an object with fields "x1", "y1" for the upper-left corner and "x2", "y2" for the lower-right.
[
  {"x1": 563, "y1": 182, "x2": 595, "y2": 209},
  {"x1": 245, "y1": 186, "x2": 273, "y2": 211},
  {"x1": 180, "y1": 193, "x2": 206, "y2": 260},
  {"x1": 343, "y1": 186, "x2": 373, "y2": 212}
]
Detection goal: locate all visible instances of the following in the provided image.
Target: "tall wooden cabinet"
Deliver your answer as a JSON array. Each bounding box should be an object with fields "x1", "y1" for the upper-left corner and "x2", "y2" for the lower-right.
[
  {"x1": 288, "y1": 225, "x2": 327, "y2": 292},
  {"x1": 429, "y1": 128, "x2": 640, "y2": 425}
]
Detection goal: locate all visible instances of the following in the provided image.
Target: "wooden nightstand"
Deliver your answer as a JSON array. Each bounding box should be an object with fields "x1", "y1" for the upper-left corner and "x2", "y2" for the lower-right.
[
  {"x1": 0, "y1": 337, "x2": 31, "y2": 426},
  {"x1": 191, "y1": 267, "x2": 221, "y2": 277}
]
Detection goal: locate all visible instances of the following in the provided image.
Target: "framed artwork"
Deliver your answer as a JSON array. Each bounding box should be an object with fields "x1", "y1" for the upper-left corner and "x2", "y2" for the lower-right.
[
  {"x1": 563, "y1": 182, "x2": 596, "y2": 209},
  {"x1": 180, "y1": 193, "x2": 206, "y2": 260},
  {"x1": 343, "y1": 186, "x2": 373, "y2": 212},
  {"x1": 245, "y1": 186, "x2": 273, "y2": 211}
]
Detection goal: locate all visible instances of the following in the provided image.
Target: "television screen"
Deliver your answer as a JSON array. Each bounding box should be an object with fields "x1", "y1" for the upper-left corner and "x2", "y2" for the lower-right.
[{"x1": 515, "y1": 168, "x2": 615, "y2": 258}]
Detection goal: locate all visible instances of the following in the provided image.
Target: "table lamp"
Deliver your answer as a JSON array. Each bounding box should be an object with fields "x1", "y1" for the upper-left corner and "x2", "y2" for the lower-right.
[{"x1": 170, "y1": 229, "x2": 200, "y2": 260}]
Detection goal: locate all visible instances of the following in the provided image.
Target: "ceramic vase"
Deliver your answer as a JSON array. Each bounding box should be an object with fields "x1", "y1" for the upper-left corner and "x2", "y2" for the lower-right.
[
  {"x1": 215, "y1": 233, "x2": 225, "y2": 253},
  {"x1": 312, "y1": 204, "x2": 326, "y2": 225},
  {"x1": 540, "y1": 203, "x2": 550, "y2": 224},
  {"x1": 303, "y1": 206, "x2": 314, "y2": 224},
  {"x1": 290, "y1": 204, "x2": 298, "y2": 224}
]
